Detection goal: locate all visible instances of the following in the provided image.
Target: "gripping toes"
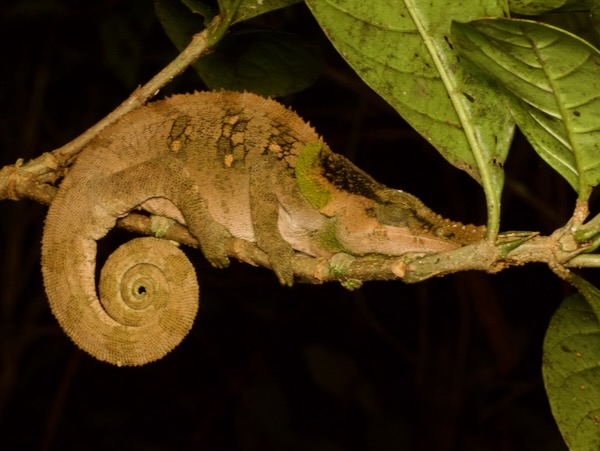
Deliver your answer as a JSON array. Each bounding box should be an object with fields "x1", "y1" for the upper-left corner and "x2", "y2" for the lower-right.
[
  {"x1": 201, "y1": 240, "x2": 230, "y2": 269},
  {"x1": 268, "y1": 244, "x2": 296, "y2": 286}
]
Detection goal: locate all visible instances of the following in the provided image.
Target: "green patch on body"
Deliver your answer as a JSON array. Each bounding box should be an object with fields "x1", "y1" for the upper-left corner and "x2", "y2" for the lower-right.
[
  {"x1": 295, "y1": 141, "x2": 331, "y2": 210},
  {"x1": 313, "y1": 219, "x2": 348, "y2": 255}
]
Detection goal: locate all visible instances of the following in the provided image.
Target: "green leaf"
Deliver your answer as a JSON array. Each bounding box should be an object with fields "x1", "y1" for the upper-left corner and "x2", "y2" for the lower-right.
[
  {"x1": 155, "y1": 0, "x2": 321, "y2": 97},
  {"x1": 194, "y1": 28, "x2": 322, "y2": 97},
  {"x1": 180, "y1": 0, "x2": 302, "y2": 24},
  {"x1": 508, "y1": 0, "x2": 567, "y2": 15},
  {"x1": 543, "y1": 289, "x2": 600, "y2": 449},
  {"x1": 180, "y1": 0, "x2": 217, "y2": 23},
  {"x1": 305, "y1": 0, "x2": 514, "y2": 235},
  {"x1": 568, "y1": 273, "x2": 600, "y2": 324},
  {"x1": 509, "y1": 0, "x2": 600, "y2": 15},
  {"x1": 155, "y1": 0, "x2": 206, "y2": 48},
  {"x1": 592, "y1": 3, "x2": 600, "y2": 35},
  {"x1": 222, "y1": 0, "x2": 303, "y2": 24},
  {"x1": 452, "y1": 18, "x2": 600, "y2": 200}
]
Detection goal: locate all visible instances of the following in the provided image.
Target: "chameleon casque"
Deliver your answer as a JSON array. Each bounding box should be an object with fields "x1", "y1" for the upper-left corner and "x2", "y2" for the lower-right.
[{"x1": 41, "y1": 91, "x2": 484, "y2": 366}]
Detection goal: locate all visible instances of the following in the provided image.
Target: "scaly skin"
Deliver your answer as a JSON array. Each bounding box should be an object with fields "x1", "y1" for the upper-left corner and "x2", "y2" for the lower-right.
[{"x1": 42, "y1": 91, "x2": 483, "y2": 366}]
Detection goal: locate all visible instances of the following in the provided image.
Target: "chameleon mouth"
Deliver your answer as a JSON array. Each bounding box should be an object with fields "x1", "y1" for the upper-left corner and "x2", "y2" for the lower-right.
[
  {"x1": 383, "y1": 226, "x2": 460, "y2": 254},
  {"x1": 333, "y1": 211, "x2": 461, "y2": 256}
]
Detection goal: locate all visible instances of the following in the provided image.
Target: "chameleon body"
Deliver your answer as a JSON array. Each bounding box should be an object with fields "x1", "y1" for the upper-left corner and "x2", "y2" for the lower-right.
[{"x1": 41, "y1": 91, "x2": 483, "y2": 366}]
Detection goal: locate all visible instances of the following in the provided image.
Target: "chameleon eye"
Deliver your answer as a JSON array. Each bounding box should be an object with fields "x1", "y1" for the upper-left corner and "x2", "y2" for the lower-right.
[{"x1": 373, "y1": 202, "x2": 413, "y2": 226}]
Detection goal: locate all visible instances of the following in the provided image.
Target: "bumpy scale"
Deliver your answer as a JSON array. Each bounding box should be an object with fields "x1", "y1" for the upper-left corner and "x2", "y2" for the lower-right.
[{"x1": 42, "y1": 91, "x2": 484, "y2": 366}]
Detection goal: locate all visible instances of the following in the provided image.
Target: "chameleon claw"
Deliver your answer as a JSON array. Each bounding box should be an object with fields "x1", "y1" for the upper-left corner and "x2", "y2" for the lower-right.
[
  {"x1": 274, "y1": 266, "x2": 295, "y2": 287},
  {"x1": 206, "y1": 254, "x2": 230, "y2": 269}
]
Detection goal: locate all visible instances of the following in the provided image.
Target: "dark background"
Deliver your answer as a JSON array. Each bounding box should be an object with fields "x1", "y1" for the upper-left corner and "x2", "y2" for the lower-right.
[{"x1": 0, "y1": 0, "x2": 585, "y2": 449}]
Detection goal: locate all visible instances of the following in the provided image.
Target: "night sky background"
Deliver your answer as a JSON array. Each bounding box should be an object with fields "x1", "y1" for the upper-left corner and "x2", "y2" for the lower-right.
[{"x1": 1, "y1": 1, "x2": 595, "y2": 449}]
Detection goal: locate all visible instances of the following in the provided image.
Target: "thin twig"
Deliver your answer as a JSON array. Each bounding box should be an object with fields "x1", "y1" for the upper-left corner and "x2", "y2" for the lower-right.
[
  {"x1": 1, "y1": 13, "x2": 599, "y2": 285},
  {"x1": 0, "y1": 18, "x2": 218, "y2": 197},
  {"x1": 53, "y1": 25, "x2": 215, "y2": 166}
]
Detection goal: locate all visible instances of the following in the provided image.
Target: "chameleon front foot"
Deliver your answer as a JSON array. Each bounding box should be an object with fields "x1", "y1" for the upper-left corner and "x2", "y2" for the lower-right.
[{"x1": 92, "y1": 237, "x2": 199, "y2": 366}]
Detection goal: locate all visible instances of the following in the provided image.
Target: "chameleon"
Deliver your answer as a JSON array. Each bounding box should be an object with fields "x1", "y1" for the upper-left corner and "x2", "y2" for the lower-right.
[{"x1": 41, "y1": 91, "x2": 484, "y2": 366}]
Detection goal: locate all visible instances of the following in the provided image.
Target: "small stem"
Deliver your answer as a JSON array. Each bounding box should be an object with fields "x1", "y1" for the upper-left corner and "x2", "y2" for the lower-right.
[
  {"x1": 54, "y1": 20, "x2": 218, "y2": 165},
  {"x1": 564, "y1": 254, "x2": 600, "y2": 268},
  {"x1": 207, "y1": 0, "x2": 240, "y2": 46},
  {"x1": 571, "y1": 197, "x2": 589, "y2": 225},
  {"x1": 0, "y1": 14, "x2": 221, "y2": 194},
  {"x1": 575, "y1": 211, "x2": 600, "y2": 242}
]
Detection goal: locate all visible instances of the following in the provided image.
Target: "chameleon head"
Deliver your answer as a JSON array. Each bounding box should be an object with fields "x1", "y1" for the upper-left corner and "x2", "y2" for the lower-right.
[
  {"x1": 331, "y1": 189, "x2": 482, "y2": 256},
  {"x1": 293, "y1": 141, "x2": 483, "y2": 256}
]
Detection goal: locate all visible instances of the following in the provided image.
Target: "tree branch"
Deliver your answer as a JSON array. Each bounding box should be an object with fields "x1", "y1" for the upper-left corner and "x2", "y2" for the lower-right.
[
  {"x1": 1, "y1": 13, "x2": 598, "y2": 287},
  {"x1": 115, "y1": 211, "x2": 597, "y2": 287},
  {"x1": 0, "y1": 17, "x2": 218, "y2": 199}
]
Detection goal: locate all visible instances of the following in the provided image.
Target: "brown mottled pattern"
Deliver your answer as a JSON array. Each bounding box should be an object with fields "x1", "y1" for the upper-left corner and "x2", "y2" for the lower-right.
[
  {"x1": 41, "y1": 91, "x2": 484, "y2": 367},
  {"x1": 41, "y1": 92, "x2": 320, "y2": 366}
]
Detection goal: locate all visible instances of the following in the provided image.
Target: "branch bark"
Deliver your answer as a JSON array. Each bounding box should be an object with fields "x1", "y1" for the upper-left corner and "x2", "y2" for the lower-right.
[
  {"x1": 0, "y1": 18, "x2": 217, "y2": 200},
  {"x1": 115, "y1": 211, "x2": 595, "y2": 287},
  {"x1": 0, "y1": 13, "x2": 597, "y2": 287}
]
